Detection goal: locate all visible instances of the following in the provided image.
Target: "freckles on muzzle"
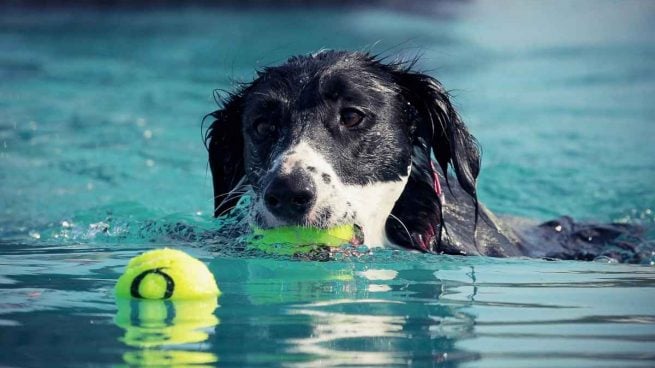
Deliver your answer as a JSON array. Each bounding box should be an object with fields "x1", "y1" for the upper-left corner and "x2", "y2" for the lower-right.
[{"x1": 252, "y1": 142, "x2": 357, "y2": 229}]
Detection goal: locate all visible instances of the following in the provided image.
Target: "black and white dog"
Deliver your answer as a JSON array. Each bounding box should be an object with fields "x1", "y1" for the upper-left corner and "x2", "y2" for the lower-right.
[{"x1": 205, "y1": 51, "x2": 642, "y2": 261}]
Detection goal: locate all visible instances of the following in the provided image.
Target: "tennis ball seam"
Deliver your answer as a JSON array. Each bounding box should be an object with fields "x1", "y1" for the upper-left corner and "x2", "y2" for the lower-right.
[{"x1": 131, "y1": 268, "x2": 175, "y2": 299}]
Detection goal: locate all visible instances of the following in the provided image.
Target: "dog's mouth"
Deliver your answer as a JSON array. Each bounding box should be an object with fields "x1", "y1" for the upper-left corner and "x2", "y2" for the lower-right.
[
  {"x1": 248, "y1": 195, "x2": 366, "y2": 251},
  {"x1": 252, "y1": 202, "x2": 357, "y2": 230}
]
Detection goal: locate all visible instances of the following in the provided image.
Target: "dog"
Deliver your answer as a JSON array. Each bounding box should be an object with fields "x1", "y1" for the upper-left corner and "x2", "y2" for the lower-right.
[{"x1": 205, "y1": 50, "x2": 644, "y2": 262}]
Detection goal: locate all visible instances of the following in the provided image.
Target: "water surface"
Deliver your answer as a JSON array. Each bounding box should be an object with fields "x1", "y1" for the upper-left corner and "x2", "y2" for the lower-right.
[{"x1": 1, "y1": 1, "x2": 654, "y2": 367}]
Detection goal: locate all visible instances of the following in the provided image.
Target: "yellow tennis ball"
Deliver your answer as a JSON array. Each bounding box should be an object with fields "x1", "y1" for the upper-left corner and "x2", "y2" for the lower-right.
[
  {"x1": 249, "y1": 224, "x2": 360, "y2": 255},
  {"x1": 115, "y1": 248, "x2": 220, "y2": 300}
]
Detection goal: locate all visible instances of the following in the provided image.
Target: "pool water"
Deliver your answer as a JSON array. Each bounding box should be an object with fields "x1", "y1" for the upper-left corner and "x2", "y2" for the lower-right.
[{"x1": 1, "y1": 1, "x2": 654, "y2": 367}]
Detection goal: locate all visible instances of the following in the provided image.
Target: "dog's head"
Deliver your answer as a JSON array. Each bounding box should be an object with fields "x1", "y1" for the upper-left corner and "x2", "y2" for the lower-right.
[{"x1": 205, "y1": 51, "x2": 480, "y2": 250}]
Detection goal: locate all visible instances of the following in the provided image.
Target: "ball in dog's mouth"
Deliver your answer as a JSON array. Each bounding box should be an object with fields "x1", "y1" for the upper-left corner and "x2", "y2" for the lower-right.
[{"x1": 248, "y1": 224, "x2": 365, "y2": 255}]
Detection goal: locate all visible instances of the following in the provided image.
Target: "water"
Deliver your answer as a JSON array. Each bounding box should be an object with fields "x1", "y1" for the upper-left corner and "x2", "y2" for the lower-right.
[{"x1": 1, "y1": 1, "x2": 654, "y2": 367}]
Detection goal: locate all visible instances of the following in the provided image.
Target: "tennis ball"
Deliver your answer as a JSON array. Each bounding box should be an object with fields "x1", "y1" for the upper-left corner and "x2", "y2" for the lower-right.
[
  {"x1": 249, "y1": 224, "x2": 360, "y2": 255},
  {"x1": 115, "y1": 248, "x2": 220, "y2": 300}
]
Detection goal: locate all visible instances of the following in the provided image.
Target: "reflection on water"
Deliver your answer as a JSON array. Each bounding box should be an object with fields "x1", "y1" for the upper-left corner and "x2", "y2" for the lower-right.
[
  {"x1": 205, "y1": 255, "x2": 655, "y2": 367},
  {"x1": 0, "y1": 244, "x2": 653, "y2": 367},
  {"x1": 206, "y1": 256, "x2": 483, "y2": 366},
  {"x1": 114, "y1": 298, "x2": 219, "y2": 366},
  {"x1": 122, "y1": 350, "x2": 218, "y2": 367},
  {"x1": 1, "y1": 0, "x2": 655, "y2": 366},
  {"x1": 287, "y1": 300, "x2": 407, "y2": 366}
]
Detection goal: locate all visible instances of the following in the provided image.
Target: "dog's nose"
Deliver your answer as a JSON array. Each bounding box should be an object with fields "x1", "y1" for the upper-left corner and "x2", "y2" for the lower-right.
[{"x1": 264, "y1": 171, "x2": 316, "y2": 220}]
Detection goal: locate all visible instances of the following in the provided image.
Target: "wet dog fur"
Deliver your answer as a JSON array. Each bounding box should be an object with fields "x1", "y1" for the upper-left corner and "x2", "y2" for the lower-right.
[{"x1": 205, "y1": 50, "x2": 645, "y2": 261}]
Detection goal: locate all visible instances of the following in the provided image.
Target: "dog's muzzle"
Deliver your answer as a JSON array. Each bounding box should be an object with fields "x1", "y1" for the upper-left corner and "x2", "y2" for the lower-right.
[{"x1": 263, "y1": 169, "x2": 316, "y2": 222}]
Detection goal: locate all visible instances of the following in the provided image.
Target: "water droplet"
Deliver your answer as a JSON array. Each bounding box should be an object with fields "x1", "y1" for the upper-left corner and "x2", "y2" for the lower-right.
[
  {"x1": 146, "y1": 159, "x2": 155, "y2": 167},
  {"x1": 143, "y1": 130, "x2": 153, "y2": 139},
  {"x1": 28, "y1": 230, "x2": 40, "y2": 239}
]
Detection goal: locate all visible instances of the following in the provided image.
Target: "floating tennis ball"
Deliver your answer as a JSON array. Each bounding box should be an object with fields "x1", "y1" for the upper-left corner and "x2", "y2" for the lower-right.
[
  {"x1": 115, "y1": 248, "x2": 220, "y2": 300},
  {"x1": 249, "y1": 224, "x2": 361, "y2": 255}
]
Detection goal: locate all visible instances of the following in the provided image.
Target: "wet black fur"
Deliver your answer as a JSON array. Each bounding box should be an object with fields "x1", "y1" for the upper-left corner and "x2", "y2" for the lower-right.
[
  {"x1": 205, "y1": 50, "x2": 645, "y2": 261},
  {"x1": 205, "y1": 51, "x2": 478, "y2": 251}
]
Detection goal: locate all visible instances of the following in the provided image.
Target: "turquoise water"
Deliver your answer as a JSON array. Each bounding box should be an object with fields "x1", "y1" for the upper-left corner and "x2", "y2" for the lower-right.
[{"x1": 1, "y1": 1, "x2": 655, "y2": 367}]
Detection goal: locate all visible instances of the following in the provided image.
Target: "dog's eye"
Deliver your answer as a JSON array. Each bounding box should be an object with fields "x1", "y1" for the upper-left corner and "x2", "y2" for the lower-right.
[
  {"x1": 339, "y1": 108, "x2": 365, "y2": 128},
  {"x1": 254, "y1": 120, "x2": 276, "y2": 138}
]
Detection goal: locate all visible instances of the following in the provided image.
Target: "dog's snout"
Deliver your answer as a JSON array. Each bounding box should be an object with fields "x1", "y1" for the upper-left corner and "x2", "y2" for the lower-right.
[{"x1": 264, "y1": 171, "x2": 316, "y2": 220}]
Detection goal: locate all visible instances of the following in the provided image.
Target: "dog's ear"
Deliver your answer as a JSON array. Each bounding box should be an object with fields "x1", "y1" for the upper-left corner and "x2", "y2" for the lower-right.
[
  {"x1": 394, "y1": 71, "x2": 481, "y2": 198},
  {"x1": 205, "y1": 94, "x2": 245, "y2": 217}
]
